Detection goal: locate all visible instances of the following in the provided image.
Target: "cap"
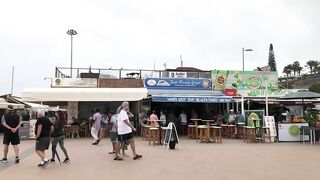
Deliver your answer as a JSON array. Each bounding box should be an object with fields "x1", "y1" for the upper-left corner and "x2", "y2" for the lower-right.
[{"x1": 7, "y1": 105, "x2": 14, "y2": 111}]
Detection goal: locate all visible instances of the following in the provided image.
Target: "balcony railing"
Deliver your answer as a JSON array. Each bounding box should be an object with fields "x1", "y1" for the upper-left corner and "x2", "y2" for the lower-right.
[{"x1": 55, "y1": 67, "x2": 211, "y2": 79}]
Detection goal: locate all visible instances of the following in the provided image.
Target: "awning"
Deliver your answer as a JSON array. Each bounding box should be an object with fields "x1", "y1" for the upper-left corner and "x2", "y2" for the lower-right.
[
  {"x1": 148, "y1": 89, "x2": 232, "y2": 103},
  {"x1": 0, "y1": 98, "x2": 25, "y2": 109},
  {"x1": 22, "y1": 88, "x2": 148, "y2": 102}
]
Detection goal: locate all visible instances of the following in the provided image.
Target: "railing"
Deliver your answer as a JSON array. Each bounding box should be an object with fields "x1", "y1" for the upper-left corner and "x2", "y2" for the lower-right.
[{"x1": 55, "y1": 67, "x2": 212, "y2": 79}]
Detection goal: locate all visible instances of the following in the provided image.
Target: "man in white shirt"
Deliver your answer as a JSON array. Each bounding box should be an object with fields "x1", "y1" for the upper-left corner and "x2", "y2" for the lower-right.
[
  {"x1": 114, "y1": 102, "x2": 142, "y2": 161},
  {"x1": 91, "y1": 109, "x2": 102, "y2": 145}
]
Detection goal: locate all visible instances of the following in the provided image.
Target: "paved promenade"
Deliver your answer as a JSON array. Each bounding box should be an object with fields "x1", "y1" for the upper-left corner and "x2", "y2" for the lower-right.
[{"x1": 1, "y1": 135, "x2": 320, "y2": 180}]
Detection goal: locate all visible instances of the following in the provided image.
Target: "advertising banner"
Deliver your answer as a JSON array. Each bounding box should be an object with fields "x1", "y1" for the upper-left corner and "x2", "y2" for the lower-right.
[
  {"x1": 152, "y1": 96, "x2": 232, "y2": 103},
  {"x1": 144, "y1": 78, "x2": 212, "y2": 90},
  {"x1": 237, "y1": 89, "x2": 303, "y2": 97},
  {"x1": 52, "y1": 78, "x2": 97, "y2": 88},
  {"x1": 211, "y1": 70, "x2": 278, "y2": 90}
]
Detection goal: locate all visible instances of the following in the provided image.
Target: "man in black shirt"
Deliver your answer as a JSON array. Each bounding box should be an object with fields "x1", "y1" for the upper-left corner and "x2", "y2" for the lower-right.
[
  {"x1": 35, "y1": 109, "x2": 53, "y2": 168},
  {"x1": 1, "y1": 105, "x2": 22, "y2": 163}
]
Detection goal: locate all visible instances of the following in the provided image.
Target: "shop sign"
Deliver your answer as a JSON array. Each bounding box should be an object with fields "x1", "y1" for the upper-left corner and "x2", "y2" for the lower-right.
[
  {"x1": 144, "y1": 78, "x2": 212, "y2": 90},
  {"x1": 224, "y1": 88, "x2": 237, "y2": 96},
  {"x1": 152, "y1": 96, "x2": 232, "y2": 103},
  {"x1": 169, "y1": 72, "x2": 187, "y2": 78},
  {"x1": 238, "y1": 89, "x2": 303, "y2": 97},
  {"x1": 211, "y1": 70, "x2": 278, "y2": 90},
  {"x1": 52, "y1": 78, "x2": 97, "y2": 88}
]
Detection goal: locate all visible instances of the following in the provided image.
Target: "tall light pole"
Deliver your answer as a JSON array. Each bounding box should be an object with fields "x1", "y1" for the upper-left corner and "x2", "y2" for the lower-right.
[
  {"x1": 67, "y1": 29, "x2": 78, "y2": 78},
  {"x1": 242, "y1": 48, "x2": 253, "y2": 71}
]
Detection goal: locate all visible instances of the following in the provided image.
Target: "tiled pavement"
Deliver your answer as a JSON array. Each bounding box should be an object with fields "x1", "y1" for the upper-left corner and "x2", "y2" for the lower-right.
[{"x1": 1, "y1": 135, "x2": 320, "y2": 180}]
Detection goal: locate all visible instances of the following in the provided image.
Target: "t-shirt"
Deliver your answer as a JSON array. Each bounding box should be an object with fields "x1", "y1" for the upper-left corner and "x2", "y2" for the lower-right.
[
  {"x1": 3, "y1": 112, "x2": 20, "y2": 135},
  {"x1": 110, "y1": 114, "x2": 118, "y2": 133},
  {"x1": 93, "y1": 112, "x2": 102, "y2": 129},
  {"x1": 117, "y1": 110, "x2": 132, "y2": 135},
  {"x1": 179, "y1": 113, "x2": 187, "y2": 124},
  {"x1": 35, "y1": 117, "x2": 53, "y2": 138}
]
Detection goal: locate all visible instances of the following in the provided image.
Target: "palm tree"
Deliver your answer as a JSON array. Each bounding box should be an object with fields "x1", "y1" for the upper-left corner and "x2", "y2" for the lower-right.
[
  {"x1": 283, "y1": 64, "x2": 293, "y2": 88},
  {"x1": 292, "y1": 61, "x2": 302, "y2": 77},
  {"x1": 306, "y1": 60, "x2": 319, "y2": 74}
]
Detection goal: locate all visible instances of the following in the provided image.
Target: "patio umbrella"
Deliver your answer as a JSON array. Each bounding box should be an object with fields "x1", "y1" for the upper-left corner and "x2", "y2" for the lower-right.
[
  {"x1": 279, "y1": 90, "x2": 320, "y2": 115},
  {"x1": 52, "y1": 144, "x2": 62, "y2": 165}
]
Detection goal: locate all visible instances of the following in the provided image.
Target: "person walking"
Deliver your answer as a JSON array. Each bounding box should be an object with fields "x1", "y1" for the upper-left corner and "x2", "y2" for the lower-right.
[
  {"x1": 114, "y1": 102, "x2": 142, "y2": 161},
  {"x1": 50, "y1": 110, "x2": 70, "y2": 163},
  {"x1": 1, "y1": 105, "x2": 22, "y2": 163},
  {"x1": 108, "y1": 113, "x2": 128, "y2": 157},
  {"x1": 35, "y1": 109, "x2": 53, "y2": 168},
  {"x1": 91, "y1": 109, "x2": 102, "y2": 145}
]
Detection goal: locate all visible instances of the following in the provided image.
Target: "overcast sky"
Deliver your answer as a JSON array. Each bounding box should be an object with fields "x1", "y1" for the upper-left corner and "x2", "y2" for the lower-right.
[{"x1": 1, "y1": 0, "x2": 319, "y2": 96}]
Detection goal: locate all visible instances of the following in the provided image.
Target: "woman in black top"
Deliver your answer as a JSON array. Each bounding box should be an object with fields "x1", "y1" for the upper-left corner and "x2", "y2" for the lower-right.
[{"x1": 51, "y1": 110, "x2": 70, "y2": 163}]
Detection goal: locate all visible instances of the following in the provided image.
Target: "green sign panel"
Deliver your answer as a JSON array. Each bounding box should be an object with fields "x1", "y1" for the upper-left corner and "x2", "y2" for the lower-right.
[{"x1": 211, "y1": 70, "x2": 278, "y2": 90}]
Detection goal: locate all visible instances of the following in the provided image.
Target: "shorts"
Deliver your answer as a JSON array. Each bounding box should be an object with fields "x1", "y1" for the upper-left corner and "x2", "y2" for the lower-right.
[
  {"x1": 36, "y1": 137, "x2": 51, "y2": 151},
  {"x1": 3, "y1": 133, "x2": 20, "y2": 145},
  {"x1": 100, "y1": 122, "x2": 107, "y2": 128},
  {"x1": 110, "y1": 132, "x2": 118, "y2": 142},
  {"x1": 118, "y1": 132, "x2": 133, "y2": 142}
]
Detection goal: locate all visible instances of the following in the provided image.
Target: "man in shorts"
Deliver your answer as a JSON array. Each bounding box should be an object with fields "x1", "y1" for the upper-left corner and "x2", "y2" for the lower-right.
[
  {"x1": 1, "y1": 105, "x2": 22, "y2": 163},
  {"x1": 35, "y1": 109, "x2": 53, "y2": 168},
  {"x1": 114, "y1": 102, "x2": 142, "y2": 161}
]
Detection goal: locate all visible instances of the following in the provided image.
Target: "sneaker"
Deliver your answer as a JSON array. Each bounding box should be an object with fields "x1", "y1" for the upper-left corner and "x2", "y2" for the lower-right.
[
  {"x1": 50, "y1": 159, "x2": 55, "y2": 163},
  {"x1": 0, "y1": 158, "x2": 8, "y2": 163},
  {"x1": 63, "y1": 157, "x2": 70, "y2": 163},
  {"x1": 41, "y1": 160, "x2": 50, "y2": 168},
  {"x1": 92, "y1": 142, "x2": 98, "y2": 145},
  {"x1": 96, "y1": 139, "x2": 100, "y2": 144},
  {"x1": 15, "y1": 157, "x2": 20, "y2": 164}
]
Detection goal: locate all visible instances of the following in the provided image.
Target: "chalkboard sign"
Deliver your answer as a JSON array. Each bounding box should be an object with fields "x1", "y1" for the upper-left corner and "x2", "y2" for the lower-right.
[
  {"x1": 163, "y1": 122, "x2": 180, "y2": 150},
  {"x1": 164, "y1": 128, "x2": 172, "y2": 145}
]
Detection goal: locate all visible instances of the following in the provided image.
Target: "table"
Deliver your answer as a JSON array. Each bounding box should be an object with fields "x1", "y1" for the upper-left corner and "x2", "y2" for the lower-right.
[
  {"x1": 148, "y1": 120, "x2": 162, "y2": 145},
  {"x1": 190, "y1": 119, "x2": 201, "y2": 141},
  {"x1": 202, "y1": 119, "x2": 216, "y2": 142}
]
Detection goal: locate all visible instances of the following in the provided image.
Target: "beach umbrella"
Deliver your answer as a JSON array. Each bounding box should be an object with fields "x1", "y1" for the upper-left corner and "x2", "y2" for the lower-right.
[{"x1": 52, "y1": 144, "x2": 62, "y2": 165}]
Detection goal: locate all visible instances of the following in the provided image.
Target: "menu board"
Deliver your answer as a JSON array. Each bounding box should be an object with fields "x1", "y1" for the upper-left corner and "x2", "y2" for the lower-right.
[{"x1": 263, "y1": 116, "x2": 277, "y2": 137}]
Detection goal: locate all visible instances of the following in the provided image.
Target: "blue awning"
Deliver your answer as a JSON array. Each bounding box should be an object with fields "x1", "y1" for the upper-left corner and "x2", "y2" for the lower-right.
[{"x1": 148, "y1": 89, "x2": 233, "y2": 103}]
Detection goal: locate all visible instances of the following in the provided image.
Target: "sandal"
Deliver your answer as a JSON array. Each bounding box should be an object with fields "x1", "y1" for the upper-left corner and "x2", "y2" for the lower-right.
[
  {"x1": 133, "y1": 154, "x2": 143, "y2": 160},
  {"x1": 114, "y1": 157, "x2": 123, "y2": 161}
]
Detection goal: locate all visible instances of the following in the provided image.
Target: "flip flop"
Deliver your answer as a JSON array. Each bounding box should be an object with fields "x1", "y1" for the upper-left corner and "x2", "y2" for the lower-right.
[
  {"x1": 114, "y1": 157, "x2": 123, "y2": 161},
  {"x1": 133, "y1": 154, "x2": 143, "y2": 160}
]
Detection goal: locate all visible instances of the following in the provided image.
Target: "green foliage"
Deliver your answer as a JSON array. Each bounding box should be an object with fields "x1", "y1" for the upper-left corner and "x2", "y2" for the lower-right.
[
  {"x1": 309, "y1": 83, "x2": 320, "y2": 93},
  {"x1": 304, "y1": 108, "x2": 319, "y2": 127},
  {"x1": 268, "y1": 44, "x2": 277, "y2": 71}
]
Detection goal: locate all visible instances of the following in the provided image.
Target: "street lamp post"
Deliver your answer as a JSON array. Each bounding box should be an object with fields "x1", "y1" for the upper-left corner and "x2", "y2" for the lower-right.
[
  {"x1": 67, "y1": 29, "x2": 78, "y2": 78},
  {"x1": 242, "y1": 48, "x2": 253, "y2": 71}
]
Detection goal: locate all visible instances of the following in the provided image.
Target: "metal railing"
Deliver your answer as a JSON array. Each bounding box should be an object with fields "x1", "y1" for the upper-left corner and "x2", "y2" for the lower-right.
[{"x1": 55, "y1": 67, "x2": 211, "y2": 79}]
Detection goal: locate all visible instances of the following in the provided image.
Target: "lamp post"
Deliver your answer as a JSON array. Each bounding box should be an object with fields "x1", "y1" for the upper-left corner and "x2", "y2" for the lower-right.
[
  {"x1": 67, "y1": 29, "x2": 78, "y2": 78},
  {"x1": 242, "y1": 48, "x2": 253, "y2": 71}
]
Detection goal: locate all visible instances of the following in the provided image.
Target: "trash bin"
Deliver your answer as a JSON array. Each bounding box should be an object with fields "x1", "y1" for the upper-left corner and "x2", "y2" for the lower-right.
[{"x1": 19, "y1": 121, "x2": 30, "y2": 140}]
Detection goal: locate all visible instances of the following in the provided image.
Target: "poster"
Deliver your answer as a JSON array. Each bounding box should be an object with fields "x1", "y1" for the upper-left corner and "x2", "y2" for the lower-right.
[
  {"x1": 263, "y1": 116, "x2": 277, "y2": 137},
  {"x1": 244, "y1": 110, "x2": 264, "y2": 127}
]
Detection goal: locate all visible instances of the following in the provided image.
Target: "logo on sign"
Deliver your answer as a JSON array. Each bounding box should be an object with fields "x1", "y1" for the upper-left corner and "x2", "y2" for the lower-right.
[
  {"x1": 146, "y1": 79, "x2": 157, "y2": 86},
  {"x1": 201, "y1": 80, "x2": 210, "y2": 88}
]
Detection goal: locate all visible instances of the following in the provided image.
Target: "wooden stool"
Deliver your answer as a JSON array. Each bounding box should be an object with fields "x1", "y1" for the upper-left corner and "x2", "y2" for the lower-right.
[
  {"x1": 244, "y1": 126, "x2": 256, "y2": 143},
  {"x1": 260, "y1": 127, "x2": 272, "y2": 143},
  {"x1": 187, "y1": 124, "x2": 196, "y2": 139},
  {"x1": 236, "y1": 125, "x2": 245, "y2": 139},
  {"x1": 161, "y1": 127, "x2": 168, "y2": 141},
  {"x1": 221, "y1": 124, "x2": 228, "y2": 137},
  {"x1": 149, "y1": 127, "x2": 159, "y2": 145},
  {"x1": 198, "y1": 125, "x2": 207, "y2": 143},
  {"x1": 227, "y1": 125, "x2": 236, "y2": 138},
  {"x1": 144, "y1": 125, "x2": 151, "y2": 141},
  {"x1": 211, "y1": 126, "x2": 222, "y2": 143}
]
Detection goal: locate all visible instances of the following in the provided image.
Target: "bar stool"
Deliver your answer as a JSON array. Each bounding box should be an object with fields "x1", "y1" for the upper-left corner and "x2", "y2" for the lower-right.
[
  {"x1": 211, "y1": 126, "x2": 222, "y2": 143},
  {"x1": 260, "y1": 127, "x2": 271, "y2": 143},
  {"x1": 187, "y1": 124, "x2": 196, "y2": 139},
  {"x1": 227, "y1": 125, "x2": 236, "y2": 138},
  {"x1": 161, "y1": 126, "x2": 168, "y2": 141},
  {"x1": 244, "y1": 126, "x2": 256, "y2": 143},
  {"x1": 197, "y1": 125, "x2": 207, "y2": 143},
  {"x1": 236, "y1": 124, "x2": 245, "y2": 139},
  {"x1": 143, "y1": 125, "x2": 151, "y2": 141},
  {"x1": 149, "y1": 127, "x2": 159, "y2": 145},
  {"x1": 221, "y1": 124, "x2": 228, "y2": 137}
]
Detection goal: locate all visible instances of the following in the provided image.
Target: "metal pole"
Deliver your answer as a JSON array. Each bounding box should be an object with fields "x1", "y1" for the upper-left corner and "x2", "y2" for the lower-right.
[
  {"x1": 242, "y1": 48, "x2": 244, "y2": 71},
  {"x1": 11, "y1": 66, "x2": 14, "y2": 95},
  {"x1": 70, "y1": 34, "x2": 73, "y2": 78}
]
